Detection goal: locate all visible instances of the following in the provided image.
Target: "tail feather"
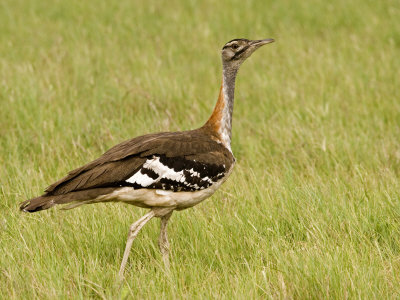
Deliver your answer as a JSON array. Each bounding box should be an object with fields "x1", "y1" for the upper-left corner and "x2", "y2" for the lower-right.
[
  {"x1": 20, "y1": 195, "x2": 55, "y2": 212},
  {"x1": 20, "y1": 187, "x2": 117, "y2": 213}
]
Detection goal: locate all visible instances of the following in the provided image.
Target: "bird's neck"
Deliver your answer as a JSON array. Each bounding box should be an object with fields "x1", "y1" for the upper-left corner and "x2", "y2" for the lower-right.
[{"x1": 204, "y1": 66, "x2": 238, "y2": 150}]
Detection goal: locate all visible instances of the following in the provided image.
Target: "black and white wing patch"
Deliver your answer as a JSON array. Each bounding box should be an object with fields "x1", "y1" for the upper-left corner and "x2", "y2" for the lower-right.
[{"x1": 124, "y1": 155, "x2": 227, "y2": 192}]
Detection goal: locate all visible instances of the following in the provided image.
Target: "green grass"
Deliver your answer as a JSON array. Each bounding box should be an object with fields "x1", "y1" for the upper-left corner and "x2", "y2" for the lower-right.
[{"x1": 1, "y1": 0, "x2": 400, "y2": 298}]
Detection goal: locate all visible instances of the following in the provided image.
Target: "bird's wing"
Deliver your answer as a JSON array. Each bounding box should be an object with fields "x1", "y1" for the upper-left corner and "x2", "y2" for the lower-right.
[{"x1": 45, "y1": 129, "x2": 234, "y2": 195}]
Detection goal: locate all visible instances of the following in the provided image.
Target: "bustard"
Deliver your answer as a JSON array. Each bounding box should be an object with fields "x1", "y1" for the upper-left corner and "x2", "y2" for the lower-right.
[{"x1": 20, "y1": 38, "x2": 275, "y2": 279}]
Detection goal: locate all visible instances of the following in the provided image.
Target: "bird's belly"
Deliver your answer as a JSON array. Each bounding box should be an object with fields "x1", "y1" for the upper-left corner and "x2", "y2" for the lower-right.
[
  {"x1": 173, "y1": 179, "x2": 225, "y2": 209},
  {"x1": 97, "y1": 172, "x2": 232, "y2": 210}
]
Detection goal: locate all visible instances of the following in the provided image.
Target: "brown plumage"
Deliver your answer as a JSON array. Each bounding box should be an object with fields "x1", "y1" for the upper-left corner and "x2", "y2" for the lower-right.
[
  {"x1": 20, "y1": 127, "x2": 233, "y2": 212},
  {"x1": 19, "y1": 38, "x2": 274, "y2": 279},
  {"x1": 205, "y1": 84, "x2": 225, "y2": 134},
  {"x1": 47, "y1": 128, "x2": 228, "y2": 191}
]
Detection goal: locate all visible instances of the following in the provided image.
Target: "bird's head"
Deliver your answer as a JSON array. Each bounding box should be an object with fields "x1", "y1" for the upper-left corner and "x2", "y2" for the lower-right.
[{"x1": 221, "y1": 38, "x2": 274, "y2": 69}]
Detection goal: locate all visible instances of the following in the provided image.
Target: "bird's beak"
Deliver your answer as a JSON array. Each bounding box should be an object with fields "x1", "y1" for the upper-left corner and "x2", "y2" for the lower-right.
[{"x1": 250, "y1": 39, "x2": 275, "y2": 48}]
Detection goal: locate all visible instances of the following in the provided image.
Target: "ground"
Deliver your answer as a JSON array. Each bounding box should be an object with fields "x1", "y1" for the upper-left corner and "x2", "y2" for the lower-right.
[{"x1": 1, "y1": 0, "x2": 400, "y2": 298}]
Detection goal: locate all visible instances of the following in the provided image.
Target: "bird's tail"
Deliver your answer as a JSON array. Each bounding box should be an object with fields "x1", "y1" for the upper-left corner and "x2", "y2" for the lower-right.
[
  {"x1": 20, "y1": 195, "x2": 56, "y2": 212},
  {"x1": 19, "y1": 187, "x2": 117, "y2": 213}
]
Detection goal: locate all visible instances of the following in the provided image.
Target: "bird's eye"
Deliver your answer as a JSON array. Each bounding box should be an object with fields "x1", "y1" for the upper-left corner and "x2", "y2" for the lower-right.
[{"x1": 231, "y1": 44, "x2": 239, "y2": 50}]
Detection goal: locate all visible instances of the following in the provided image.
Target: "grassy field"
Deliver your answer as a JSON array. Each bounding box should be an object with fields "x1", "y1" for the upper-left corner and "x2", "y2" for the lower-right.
[{"x1": 1, "y1": 0, "x2": 400, "y2": 298}]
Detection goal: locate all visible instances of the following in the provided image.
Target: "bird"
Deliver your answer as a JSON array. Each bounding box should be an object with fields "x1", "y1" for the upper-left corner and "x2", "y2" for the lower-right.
[{"x1": 19, "y1": 38, "x2": 275, "y2": 279}]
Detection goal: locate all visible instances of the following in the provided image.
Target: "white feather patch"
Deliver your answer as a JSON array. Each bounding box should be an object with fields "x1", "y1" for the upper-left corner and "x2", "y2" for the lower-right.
[
  {"x1": 126, "y1": 172, "x2": 156, "y2": 187},
  {"x1": 202, "y1": 176, "x2": 214, "y2": 184},
  {"x1": 188, "y1": 168, "x2": 200, "y2": 177},
  {"x1": 144, "y1": 156, "x2": 186, "y2": 183}
]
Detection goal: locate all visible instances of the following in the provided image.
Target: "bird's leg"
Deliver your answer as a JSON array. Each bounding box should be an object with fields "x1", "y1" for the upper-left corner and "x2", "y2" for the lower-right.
[
  {"x1": 158, "y1": 211, "x2": 173, "y2": 269},
  {"x1": 118, "y1": 210, "x2": 155, "y2": 280}
]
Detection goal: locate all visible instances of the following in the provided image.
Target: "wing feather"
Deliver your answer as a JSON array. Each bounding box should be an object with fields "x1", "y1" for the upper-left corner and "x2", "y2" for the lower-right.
[{"x1": 45, "y1": 128, "x2": 234, "y2": 196}]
